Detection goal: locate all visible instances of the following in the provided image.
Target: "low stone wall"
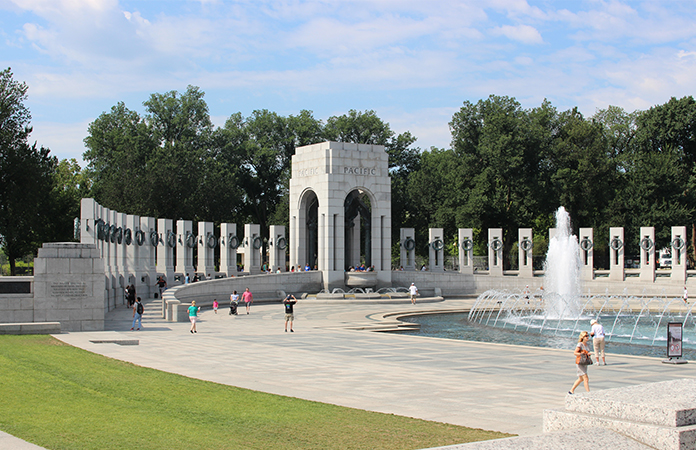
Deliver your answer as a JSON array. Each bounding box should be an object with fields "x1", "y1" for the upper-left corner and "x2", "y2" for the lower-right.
[
  {"x1": 392, "y1": 270, "x2": 476, "y2": 296},
  {"x1": 164, "y1": 271, "x2": 322, "y2": 321},
  {"x1": 0, "y1": 277, "x2": 34, "y2": 323}
]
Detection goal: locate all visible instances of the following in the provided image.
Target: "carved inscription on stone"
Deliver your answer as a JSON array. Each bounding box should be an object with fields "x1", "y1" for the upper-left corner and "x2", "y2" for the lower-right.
[
  {"x1": 344, "y1": 166, "x2": 377, "y2": 176},
  {"x1": 295, "y1": 168, "x2": 319, "y2": 177},
  {"x1": 51, "y1": 282, "x2": 87, "y2": 298}
]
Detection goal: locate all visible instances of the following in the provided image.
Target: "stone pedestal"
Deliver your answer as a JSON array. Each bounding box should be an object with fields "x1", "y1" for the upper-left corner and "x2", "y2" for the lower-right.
[
  {"x1": 33, "y1": 243, "x2": 105, "y2": 331},
  {"x1": 579, "y1": 227, "x2": 594, "y2": 281},
  {"x1": 458, "y1": 228, "x2": 474, "y2": 275},
  {"x1": 488, "y1": 228, "x2": 503, "y2": 276},
  {"x1": 518, "y1": 228, "x2": 533, "y2": 278},
  {"x1": 640, "y1": 226, "x2": 656, "y2": 282},
  {"x1": 544, "y1": 379, "x2": 696, "y2": 450},
  {"x1": 400, "y1": 228, "x2": 416, "y2": 271},
  {"x1": 609, "y1": 227, "x2": 625, "y2": 281}
]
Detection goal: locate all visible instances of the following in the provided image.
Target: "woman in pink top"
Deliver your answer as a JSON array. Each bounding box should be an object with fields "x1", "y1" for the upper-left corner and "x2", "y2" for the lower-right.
[{"x1": 242, "y1": 287, "x2": 253, "y2": 314}]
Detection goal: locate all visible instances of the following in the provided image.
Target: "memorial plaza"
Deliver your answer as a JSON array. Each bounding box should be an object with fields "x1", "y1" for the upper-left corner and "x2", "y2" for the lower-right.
[{"x1": 3, "y1": 293, "x2": 696, "y2": 449}]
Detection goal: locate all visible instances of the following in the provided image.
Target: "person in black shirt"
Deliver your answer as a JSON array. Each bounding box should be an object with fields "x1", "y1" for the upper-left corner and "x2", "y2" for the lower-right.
[{"x1": 283, "y1": 294, "x2": 298, "y2": 332}]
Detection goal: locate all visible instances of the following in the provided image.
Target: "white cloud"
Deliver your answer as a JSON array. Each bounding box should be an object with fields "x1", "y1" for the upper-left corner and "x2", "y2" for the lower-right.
[
  {"x1": 29, "y1": 119, "x2": 92, "y2": 166},
  {"x1": 492, "y1": 24, "x2": 543, "y2": 44}
]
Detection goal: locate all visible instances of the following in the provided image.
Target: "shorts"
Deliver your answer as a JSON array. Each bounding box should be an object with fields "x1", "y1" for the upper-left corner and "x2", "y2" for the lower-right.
[
  {"x1": 285, "y1": 313, "x2": 294, "y2": 321},
  {"x1": 576, "y1": 364, "x2": 588, "y2": 377},
  {"x1": 189, "y1": 316, "x2": 197, "y2": 324}
]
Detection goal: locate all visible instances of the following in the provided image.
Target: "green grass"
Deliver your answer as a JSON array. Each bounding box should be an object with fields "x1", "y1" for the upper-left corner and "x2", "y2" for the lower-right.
[{"x1": 0, "y1": 335, "x2": 512, "y2": 450}]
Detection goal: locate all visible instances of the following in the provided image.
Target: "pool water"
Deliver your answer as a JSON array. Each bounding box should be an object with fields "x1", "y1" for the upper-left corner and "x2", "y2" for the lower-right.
[{"x1": 396, "y1": 312, "x2": 696, "y2": 360}]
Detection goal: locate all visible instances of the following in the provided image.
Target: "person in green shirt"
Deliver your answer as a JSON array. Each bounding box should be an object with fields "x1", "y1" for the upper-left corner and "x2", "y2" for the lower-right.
[{"x1": 188, "y1": 300, "x2": 200, "y2": 334}]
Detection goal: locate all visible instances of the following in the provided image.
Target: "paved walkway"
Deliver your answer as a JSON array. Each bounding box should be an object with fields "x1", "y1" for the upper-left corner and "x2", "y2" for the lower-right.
[{"x1": 5, "y1": 296, "x2": 696, "y2": 448}]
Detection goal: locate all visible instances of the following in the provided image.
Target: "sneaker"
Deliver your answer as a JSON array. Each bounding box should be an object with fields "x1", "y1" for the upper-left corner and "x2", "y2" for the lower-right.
[
  {"x1": 130, "y1": 328, "x2": 134, "y2": 331},
  {"x1": 568, "y1": 391, "x2": 573, "y2": 395},
  {"x1": 136, "y1": 328, "x2": 139, "y2": 331},
  {"x1": 190, "y1": 330, "x2": 193, "y2": 334},
  {"x1": 290, "y1": 329, "x2": 294, "y2": 332}
]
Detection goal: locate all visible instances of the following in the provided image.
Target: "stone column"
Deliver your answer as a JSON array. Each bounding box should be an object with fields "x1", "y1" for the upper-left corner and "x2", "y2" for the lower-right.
[
  {"x1": 458, "y1": 228, "x2": 474, "y2": 274},
  {"x1": 671, "y1": 226, "x2": 687, "y2": 283},
  {"x1": 80, "y1": 198, "x2": 97, "y2": 245},
  {"x1": 109, "y1": 209, "x2": 121, "y2": 308},
  {"x1": 140, "y1": 216, "x2": 157, "y2": 298},
  {"x1": 197, "y1": 221, "x2": 215, "y2": 279},
  {"x1": 518, "y1": 228, "x2": 533, "y2": 278},
  {"x1": 220, "y1": 223, "x2": 238, "y2": 276},
  {"x1": 116, "y1": 212, "x2": 128, "y2": 287},
  {"x1": 579, "y1": 228, "x2": 594, "y2": 281},
  {"x1": 428, "y1": 228, "x2": 444, "y2": 272},
  {"x1": 488, "y1": 228, "x2": 504, "y2": 276},
  {"x1": 175, "y1": 220, "x2": 195, "y2": 284},
  {"x1": 156, "y1": 218, "x2": 175, "y2": 284},
  {"x1": 269, "y1": 225, "x2": 286, "y2": 272},
  {"x1": 400, "y1": 228, "x2": 416, "y2": 271},
  {"x1": 125, "y1": 214, "x2": 140, "y2": 289},
  {"x1": 243, "y1": 224, "x2": 262, "y2": 274},
  {"x1": 609, "y1": 227, "x2": 625, "y2": 281},
  {"x1": 639, "y1": 226, "x2": 655, "y2": 282}
]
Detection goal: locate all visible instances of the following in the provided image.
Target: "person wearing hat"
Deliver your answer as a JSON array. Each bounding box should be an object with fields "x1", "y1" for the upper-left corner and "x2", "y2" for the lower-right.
[
  {"x1": 408, "y1": 283, "x2": 419, "y2": 305},
  {"x1": 590, "y1": 319, "x2": 606, "y2": 366}
]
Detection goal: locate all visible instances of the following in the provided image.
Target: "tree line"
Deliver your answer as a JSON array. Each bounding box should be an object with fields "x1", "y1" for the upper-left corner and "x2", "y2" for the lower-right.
[{"x1": 2, "y1": 66, "x2": 695, "y2": 274}]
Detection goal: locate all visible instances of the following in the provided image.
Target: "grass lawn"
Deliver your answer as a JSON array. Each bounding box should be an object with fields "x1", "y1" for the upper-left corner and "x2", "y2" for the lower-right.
[{"x1": 0, "y1": 335, "x2": 513, "y2": 450}]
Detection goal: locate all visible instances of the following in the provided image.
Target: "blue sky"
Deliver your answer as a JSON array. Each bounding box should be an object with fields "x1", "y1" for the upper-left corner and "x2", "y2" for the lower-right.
[{"x1": 2, "y1": 0, "x2": 696, "y2": 165}]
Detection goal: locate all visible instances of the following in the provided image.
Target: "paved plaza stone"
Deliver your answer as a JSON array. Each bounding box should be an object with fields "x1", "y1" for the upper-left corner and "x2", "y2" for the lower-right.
[{"x1": 5, "y1": 296, "x2": 696, "y2": 449}]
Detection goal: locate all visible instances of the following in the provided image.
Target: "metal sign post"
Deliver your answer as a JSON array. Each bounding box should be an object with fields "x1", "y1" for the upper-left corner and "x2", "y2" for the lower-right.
[{"x1": 663, "y1": 322, "x2": 688, "y2": 364}]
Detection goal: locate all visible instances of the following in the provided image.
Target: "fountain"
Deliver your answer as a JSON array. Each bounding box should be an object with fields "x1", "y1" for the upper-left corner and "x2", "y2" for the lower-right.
[{"x1": 464, "y1": 207, "x2": 696, "y2": 357}]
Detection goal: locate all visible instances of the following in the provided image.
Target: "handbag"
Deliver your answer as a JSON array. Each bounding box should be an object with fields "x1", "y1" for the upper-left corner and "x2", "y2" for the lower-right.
[{"x1": 578, "y1": 352, "x2": 593, "y2": 365}]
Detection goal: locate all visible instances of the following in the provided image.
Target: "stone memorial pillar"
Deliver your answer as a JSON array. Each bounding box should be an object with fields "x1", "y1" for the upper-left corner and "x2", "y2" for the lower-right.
[
  {"x1": 141, "y1": 216, "x2": 157, "y2": 297},
  {"x1": 197, "y1": 221, "x2": 215, "y2": 279},
  {"x1": 579, "y1": 228, "x2": 594, "y2": 281},
  {"x1": 639, "y1": 226, "x2": 655, "y2": 282},
  {"x1": 80, "y1": 198, "x2": 97, "y2": 245},
  {"x1": 671, "y1": 226, "x2": 687, "y2": 284},
  {"x1": 220, "y1": 223, "x2": 238, "y2": 276},
  {"x1": 269, "y1": 225, "x2": 286, "y2": 272},
  {"x1": 428, "y1": 228, "x2": 445, "y2": 272},
  {"x1": 244, "y1": 224, "x2": 263, "y2": 274},
  {"x1": 156, "y1": 218, "x2": 175, "y2": 284},
  {"x1": 116, "y1": 212, "x2": 128, "y2": 286},
  {"x1": 488, "y1": 228, "x2": 504, "y2": 276},
  {"x1": 176, "y1": 220, "x2": 195, "y2": 284},
  {"x1": 109, "y1": 209, "x2": 121, "y2": 307},
  {"x1": 609, "y1": 227, "x2": 625, "y2": 281},
  {"x1": 458, "y1": 228, "x2": 474, "y2": 274},
  {"x1": 125, "y1": 214, "x2": 140, "y2": 288},
  {"x1": 518, "y1": 228, "x2": 533, "y2": 278},
  {"x1": 400, "y1": 228, "x2": 416, "y2": 271}
]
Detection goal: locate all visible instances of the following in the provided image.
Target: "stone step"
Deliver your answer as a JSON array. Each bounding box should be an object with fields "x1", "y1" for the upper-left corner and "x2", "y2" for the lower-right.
[{"x1": 564, "y1": 379, "x2": 696, "y2": 427}]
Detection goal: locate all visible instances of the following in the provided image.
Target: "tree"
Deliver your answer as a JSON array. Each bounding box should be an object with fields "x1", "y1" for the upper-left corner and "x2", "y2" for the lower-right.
[
  {"x1": 448, "y1": 95, "x2": 547, "y2": 266},
  {"x1": 0, "y1": 68, "x2": 57, "y2": 275}
]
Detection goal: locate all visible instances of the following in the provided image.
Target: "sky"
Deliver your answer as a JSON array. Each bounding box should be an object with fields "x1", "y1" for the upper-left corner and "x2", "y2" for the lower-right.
[{"x1": 2, "y1": 0, "x2": 696, "y2": 166}]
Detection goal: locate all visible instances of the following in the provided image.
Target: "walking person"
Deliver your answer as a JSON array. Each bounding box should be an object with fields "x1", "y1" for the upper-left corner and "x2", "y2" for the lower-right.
[
  {"x1": 157, "y1": 276, "x2": 167, "y2": 298},
  {"x1": 408, "y1": 283, "x2": 419, "y2": 305},
  {"x1": 684, "y1": 286, "x2": 689, "y2": 304},
  {"x1": 213, "y1": 299, "x2": 219, "y2": 314},
  {"x1": 131, "y1": 297, "x2": 143, "y2": 331},
  {"x1": 229, "y1": 290, "x2": 239, "y2": 315},
  {"x1": 569, "y1": 331, "x2": 592, "y2": 394},
  {"x1": 188, "y1": 300, "x2": 200, "y2": 333},
  {"x1": 283, "y1": 294, "x2": 297, "y2": 332},
  {"x1": 242, "y1": 287, "x2": 253, "y2": 314},
  {"x1": 590, "y1": 319, "x2": 607, "y2": 366}
]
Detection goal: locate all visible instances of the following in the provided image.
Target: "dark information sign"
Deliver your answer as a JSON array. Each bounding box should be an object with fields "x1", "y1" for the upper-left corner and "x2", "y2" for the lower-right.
[{"x1": 667, "y1": 322, "x2": 683, "y2": 358}]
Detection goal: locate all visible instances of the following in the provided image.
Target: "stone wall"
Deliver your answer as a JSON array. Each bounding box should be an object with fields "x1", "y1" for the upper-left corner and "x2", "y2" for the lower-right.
[{"x1": 32, "y1": 243, "x2": 106, "y2": 331}]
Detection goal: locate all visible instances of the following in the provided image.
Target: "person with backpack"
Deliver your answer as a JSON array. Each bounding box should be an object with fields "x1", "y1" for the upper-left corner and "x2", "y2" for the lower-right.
[{"x1": 131, "y1": 297, "x2": 144, "y2": 330}]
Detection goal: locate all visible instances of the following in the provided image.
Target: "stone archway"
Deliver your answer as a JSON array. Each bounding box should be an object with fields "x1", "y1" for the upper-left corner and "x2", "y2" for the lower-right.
[
  {"x1": 344, "y1": 189, "x2": 372, "y2": 270},
  {"x1": 289, "y1": 142, "x2": 392, "y2": 290}
]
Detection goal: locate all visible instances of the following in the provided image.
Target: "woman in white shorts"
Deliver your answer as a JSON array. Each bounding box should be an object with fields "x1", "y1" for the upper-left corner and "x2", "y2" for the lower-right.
[{"x1": 188, "y1": 300, "x2": 200, "y2": 333}]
